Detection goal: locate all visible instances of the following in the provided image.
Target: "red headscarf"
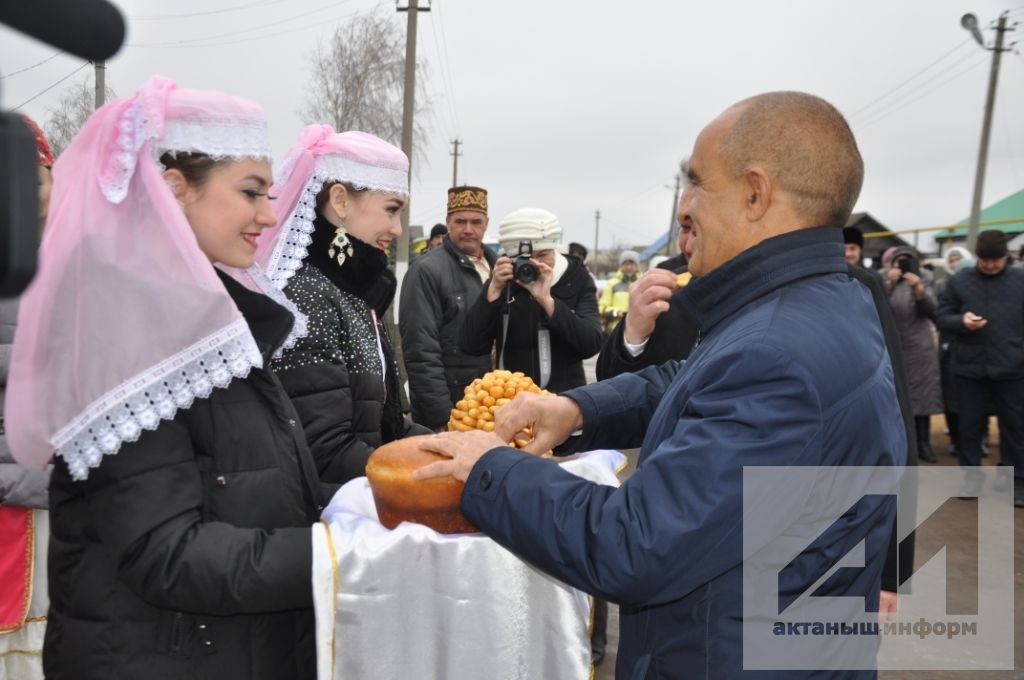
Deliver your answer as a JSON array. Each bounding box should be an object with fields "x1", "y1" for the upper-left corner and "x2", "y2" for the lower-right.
[{"x1": 20, "y1": 115, "x2": 54, "y2": 168}]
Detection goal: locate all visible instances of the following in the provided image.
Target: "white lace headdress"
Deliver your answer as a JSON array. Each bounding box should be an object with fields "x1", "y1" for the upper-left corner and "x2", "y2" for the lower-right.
[
  {"x1": 4, "y1": 75, "x2": 299, "y2": 480},
  {"x1": 255, "y1": 126, "x2": 409, "y2": 289}
]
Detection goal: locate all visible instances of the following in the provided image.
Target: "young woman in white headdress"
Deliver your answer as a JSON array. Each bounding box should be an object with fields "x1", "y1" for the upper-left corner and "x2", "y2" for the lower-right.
[
  {"x1": 254, "y1": 125, "x2": 429, "y2": 485},
  {"x1": 5, "y1": 76, "x2": 329, "y2": 679}
]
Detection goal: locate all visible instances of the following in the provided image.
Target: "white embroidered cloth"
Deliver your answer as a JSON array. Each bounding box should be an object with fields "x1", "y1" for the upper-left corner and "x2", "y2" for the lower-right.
[{"x1": 312, "y1": 449, "x2": 625, "y2": 680}]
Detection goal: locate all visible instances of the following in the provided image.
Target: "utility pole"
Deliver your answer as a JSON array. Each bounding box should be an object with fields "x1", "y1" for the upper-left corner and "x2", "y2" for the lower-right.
[
  {"x1": 94, "y1": 60, "x2": 106, "y2": 109},
  {"x1": 395, "y1": 0, "x2": 430, "y2": 318},
  {"x1": 962, "y1": 12, "x2": 1014, "y2": 251},
  {"x1": 450, "y1": 138, "x2": 462, "y2": 186},
  {"x1": 593, "y1": 209, "x2": 601, "y2": 277},
  {"x1": 666, "y1": 170, "x2": 682, "y2": 255}
]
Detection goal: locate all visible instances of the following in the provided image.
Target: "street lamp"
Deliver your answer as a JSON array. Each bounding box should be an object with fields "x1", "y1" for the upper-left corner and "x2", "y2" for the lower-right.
[{"x1": 960, "y1": 13, "x2": 985, "y2": 47}]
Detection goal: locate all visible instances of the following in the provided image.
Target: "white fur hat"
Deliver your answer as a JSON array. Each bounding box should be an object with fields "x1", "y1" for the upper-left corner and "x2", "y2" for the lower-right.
[
  {"x1": 498, "y1": 208, "x2": 561, "y2": 254},
  {"x1": 619, "y1": 249, "x2": 641, "y2": 266}
]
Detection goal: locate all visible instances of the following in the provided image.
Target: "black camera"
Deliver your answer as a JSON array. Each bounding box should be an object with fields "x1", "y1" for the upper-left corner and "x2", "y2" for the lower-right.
[
  {"x1": 512, "y1": 240, "x2": 538, "y2": 284},
  {"x1": 897, "y1": 258, "x2": 919, "y2": 277}
]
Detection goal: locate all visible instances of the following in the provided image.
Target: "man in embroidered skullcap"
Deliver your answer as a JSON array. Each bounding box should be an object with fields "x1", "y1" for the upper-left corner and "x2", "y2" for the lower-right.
[{"x1": 400, "y1": 185, "x2": 497, "y2": 431}]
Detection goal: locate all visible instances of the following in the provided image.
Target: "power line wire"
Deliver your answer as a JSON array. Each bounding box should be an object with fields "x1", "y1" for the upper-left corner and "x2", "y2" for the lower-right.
[
  {"x1": 421, "y1": 17, "x2": 453, "y2": 140},
  {"x1": 1, "y1": 51, "x2": 64, "y2": 80},
  {"x1": 855, "y1": 52, "x2": 990, "y2": 130},
  {"x1": 140, "y1": 11, "x2": 363, "y2": 49},
  {"x1": 851, "y1": 49, "x2": 988, "y2": 127},
  {"x1": 130, "y1": 0, "x2": 288, "y2": 20},
  {"x1": 425, "y1": 13, "x2": 456, "y2": 138},
  {"x1": 847, "y1": 39, "x2": 972, "y2": 121},
  {"x1": 126, "y1": 0, "x2": 348, "y2": 48},
  {"x1": 432, "y1": 0, "x2": 462, "y2": 133},
  {"x1": 12, "y1": 62, "x2": 89, "y2": 110},
  {"x1": 995, "y1": 85, "x2": 1023, "y2": 189}
]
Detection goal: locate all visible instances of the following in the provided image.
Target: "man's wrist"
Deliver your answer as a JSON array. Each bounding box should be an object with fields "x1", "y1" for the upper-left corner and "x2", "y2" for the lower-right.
[
  {"x1": 622, "y1": 320, "x2": 650, "y2": 347},
  {"x1": 623, "y1": 334, "x2": 650, "y2": 357}
]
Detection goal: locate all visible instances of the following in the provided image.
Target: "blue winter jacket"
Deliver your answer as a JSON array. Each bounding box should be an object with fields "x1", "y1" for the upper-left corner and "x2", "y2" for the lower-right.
[{"x1": 460, "y1": 226, "x2": 906, "y2": 679}]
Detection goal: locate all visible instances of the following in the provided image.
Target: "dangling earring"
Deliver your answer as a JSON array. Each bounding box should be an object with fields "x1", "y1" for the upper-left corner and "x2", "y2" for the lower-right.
[{"x1": 327, "y1": 223, "x2": 353, "y2": 266}]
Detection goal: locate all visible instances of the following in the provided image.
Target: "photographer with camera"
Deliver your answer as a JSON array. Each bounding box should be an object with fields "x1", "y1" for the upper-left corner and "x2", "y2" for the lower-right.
[
  {"x1": 883, "y1": 246, "x2": 942, "y2": 464},
  {"x1": 459, "y1": 208, "x2": 603, "y2": 395}
]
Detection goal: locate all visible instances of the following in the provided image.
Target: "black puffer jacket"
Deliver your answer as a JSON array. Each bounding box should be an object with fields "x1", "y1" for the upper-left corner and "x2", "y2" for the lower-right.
[
  {"x1": 595, "y1": 262, "x2": 699, "y2": 380},
  {"x1": 935, "y1": 265, "x2": 1024, "y2": 380},
  {"x1": 399, "y1": 237, "x2": 497, "y2": 429},
  {"x1": 44, "y1": 272, "x2": 329, "y2": 680},
  {"x1": 459, "y1": 254, "x2": 603, "y2": 392},
  {"x1": 273, "y1": 223, "x2": 428, "y2": 484}
]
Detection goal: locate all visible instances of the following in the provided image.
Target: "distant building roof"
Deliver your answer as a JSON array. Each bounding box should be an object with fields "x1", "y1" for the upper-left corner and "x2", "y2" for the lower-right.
[
  {"x1": 640, "y1": 230, "x2": 671, "y2": 261},
  {"x1": 846, "y1": 212, "x2": 912, "y2": 258},
  {"x1": 934, "y1": 189, "x2": 1024, "y2": 239}
]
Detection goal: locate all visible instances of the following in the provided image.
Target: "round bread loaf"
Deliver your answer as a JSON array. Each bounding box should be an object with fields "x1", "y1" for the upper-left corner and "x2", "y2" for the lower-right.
[{"x1": 365, "y1": 435, "x2": 479, "y2": 534}]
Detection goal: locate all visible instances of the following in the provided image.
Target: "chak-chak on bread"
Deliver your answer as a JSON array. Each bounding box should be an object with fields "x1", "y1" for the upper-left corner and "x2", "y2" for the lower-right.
[
  {"x1": 366, "y1": 372, "x2": 556, "y2": 534},
  {"x1": 447, "y1": 370, "x2": 552, "y2": 449}
]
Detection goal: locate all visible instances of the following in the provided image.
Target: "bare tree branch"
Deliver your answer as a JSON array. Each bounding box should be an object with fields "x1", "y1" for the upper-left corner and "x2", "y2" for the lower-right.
[
  {"x1": 300, "y1": 8, "x2": 431, "y2": 168},
  {"x1": 43, "y1": 76, "x2": 116, "y2": 159}
]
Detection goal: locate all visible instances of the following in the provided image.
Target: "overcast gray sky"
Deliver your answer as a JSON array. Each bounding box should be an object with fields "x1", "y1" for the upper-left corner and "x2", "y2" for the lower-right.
[{"x1": 2, "y1": 0, "x2": 1022, "y2": 253}]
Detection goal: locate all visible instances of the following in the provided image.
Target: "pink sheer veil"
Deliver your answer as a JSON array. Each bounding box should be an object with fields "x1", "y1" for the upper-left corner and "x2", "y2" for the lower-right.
[
  {"x1": 5, "y1": 75, "x2": 280, "y2": 480},
  {"x1": 255, "y1": 125, "x2": 409, "y2": 289}
]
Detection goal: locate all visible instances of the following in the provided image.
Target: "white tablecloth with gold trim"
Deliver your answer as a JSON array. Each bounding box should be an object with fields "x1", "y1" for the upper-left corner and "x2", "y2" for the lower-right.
[{"x1": 312, "y1": 450, "x2": 624, "y2": 680}]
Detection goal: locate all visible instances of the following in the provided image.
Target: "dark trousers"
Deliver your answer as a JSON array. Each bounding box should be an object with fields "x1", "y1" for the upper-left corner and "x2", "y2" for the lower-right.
[
  {"x1": 956, "y1": 376, "x2": 1024, "y2": 478},
  {"x1": 945, "y1": 412, "x2": 959, "y2": 448}
]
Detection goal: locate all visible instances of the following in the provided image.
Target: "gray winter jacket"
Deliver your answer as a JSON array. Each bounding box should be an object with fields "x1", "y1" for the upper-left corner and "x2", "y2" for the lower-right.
[{"x1": 0, "y1": 297, "x2": 51, "y2": 508}]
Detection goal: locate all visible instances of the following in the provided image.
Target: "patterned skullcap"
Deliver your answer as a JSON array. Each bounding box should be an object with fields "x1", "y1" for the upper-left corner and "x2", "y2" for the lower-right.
[{"x1": 447, "y1": 185, "x2": 487, "y2": 215}]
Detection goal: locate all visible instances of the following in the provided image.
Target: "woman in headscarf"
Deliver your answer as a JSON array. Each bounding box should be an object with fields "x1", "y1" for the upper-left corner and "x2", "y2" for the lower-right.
[
  {"x1": 0, "y1": 115, "x2": 55, "y2": 680},
  {"x1": 884, "y1": 245, "x2": 943, "y2": 462},
  {"x1": 257, "y1": 125, "x2": 428, "y2": 485},
  {"x1": 5, "y1": 76, "x2": 329, "y2": 679}
]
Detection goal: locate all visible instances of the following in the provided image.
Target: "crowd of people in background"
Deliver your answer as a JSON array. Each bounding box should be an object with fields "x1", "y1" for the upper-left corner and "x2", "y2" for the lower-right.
[
  {"x1": 1, "y1": 77, "x2": 1021, "y2": 680},
  {"x1": 841, "y1": 224, "x2": 1024, "y2": 504}
]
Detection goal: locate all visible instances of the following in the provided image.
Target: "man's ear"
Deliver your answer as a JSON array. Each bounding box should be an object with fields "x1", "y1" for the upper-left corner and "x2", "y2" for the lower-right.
[
  {"x1": 328, "y1": 183, "x2": 351, "y2": 221},
  {"x1": 744, "y1": 166, "x2": 772, "y2": 222},
  {"x1": 162, "y1": 168, "x2": 188, "y2": 202}
]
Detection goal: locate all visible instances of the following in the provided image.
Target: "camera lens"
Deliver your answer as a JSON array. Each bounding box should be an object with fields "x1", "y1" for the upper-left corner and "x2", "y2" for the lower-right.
[{"x1": 514, "y1": 259, "x2": 538, "y2": 284}]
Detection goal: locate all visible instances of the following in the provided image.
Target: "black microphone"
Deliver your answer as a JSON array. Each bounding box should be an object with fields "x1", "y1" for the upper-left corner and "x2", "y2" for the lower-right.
[{"x1": 0, "y1": 0, "x2": 125, "y2": 62}]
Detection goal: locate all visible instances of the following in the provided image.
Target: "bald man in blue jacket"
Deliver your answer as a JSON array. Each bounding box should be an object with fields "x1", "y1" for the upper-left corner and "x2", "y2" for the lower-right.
[{"x1": 418, "y1": 92, "x2": 905, "y2": 679}]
